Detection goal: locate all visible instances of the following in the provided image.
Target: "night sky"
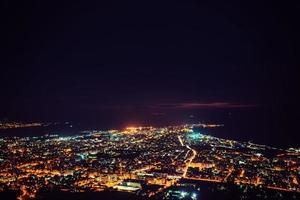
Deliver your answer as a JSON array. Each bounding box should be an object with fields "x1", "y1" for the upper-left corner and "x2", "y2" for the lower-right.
[{"x1": 1, "y1": 1, "x2": 299, "y2": 146}]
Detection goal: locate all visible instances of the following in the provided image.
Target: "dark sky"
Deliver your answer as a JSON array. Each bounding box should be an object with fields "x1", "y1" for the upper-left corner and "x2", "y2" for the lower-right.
[{"x1": 0, "y1": 1, "x2": 299, "y2": 144}]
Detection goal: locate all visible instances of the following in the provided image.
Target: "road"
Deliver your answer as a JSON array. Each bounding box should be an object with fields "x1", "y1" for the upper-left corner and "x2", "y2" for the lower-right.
[{"x1": 178, "y1": 136, "x2": 197, "y2": 178}]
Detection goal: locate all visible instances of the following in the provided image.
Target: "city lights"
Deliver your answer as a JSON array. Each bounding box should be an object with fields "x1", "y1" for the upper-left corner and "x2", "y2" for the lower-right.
[{"x1": 0, "y1": 124, "x2": 299, "y2": 200}]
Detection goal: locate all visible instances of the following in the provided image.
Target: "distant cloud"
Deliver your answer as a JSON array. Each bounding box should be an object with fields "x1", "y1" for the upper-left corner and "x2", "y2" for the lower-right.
[
  {"x1": 86, "y1": 102, "x2": 257, "y2": 111},
  {"x1": 153, "y1": 102, "x2": 258, "y2": 109},
  {"x1": 151, "y1": 112, "x2": 166, "y2": 116}
]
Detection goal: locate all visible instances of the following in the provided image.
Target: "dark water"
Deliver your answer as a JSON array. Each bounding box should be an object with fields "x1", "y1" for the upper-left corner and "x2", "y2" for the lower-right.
[
  {"x1": 0, "y1": 124, "x2": 84, "y2": 137},
  {"x1": 0, "y1": 107, "x2": 298, "y2": 149}
]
